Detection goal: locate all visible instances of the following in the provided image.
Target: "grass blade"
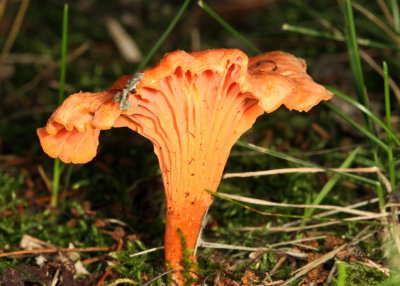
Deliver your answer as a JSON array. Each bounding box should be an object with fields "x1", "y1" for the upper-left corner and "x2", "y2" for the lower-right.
[
  {"x1": 379, "y1": 273, "x2": 400, "y2": 286},
  {"x1": 384, "y1": 62, "x2": 396, "y2": 189},
  {"x1": 0, "y1": 259, "x2": 48, "y2": 286},
  {"x1": 391, "y1": 0, "x2": 400, "y2": 33},
  {"x1": 135, "y1": 0, "x2": 192, "y2": 72},
  {"x1": 288, "y1": 0, "x2": 341, "y2": 34},
  {"x1": 341, "y1": 0, "x2": 369, "y2": 110},
  {"x1": 323, "y1": 102, "x2": 388, "y2": 151},
  {"x1": 235, "y1": 140, "x2": 379, "y2": 186},
  {"x1": 282, "y1": 24, "x2": 341, "y2": 39},
  {"x1": 205, "y1": 190, "x2": 385, "y2": 227},
  {"x1": 302, "y1": 147, "x2": 359, "y2": 224},
  {"x1": 352, "y1": 2, "x2": 400, "y2": 45},
  {"x1": 197, "y1": 0, "x2": 261, "y2": 54},
  {"x1": 0, "y1": 0, "x2": 30, "y2": 62},
  {"x1": 58, "y1": 4, "x2": 68, "y2": 105},
  {"x1": 337, "y1": 262, "x2": 347, "y2": 286},
  {"x1": 326, "y1": 86, "x2": 400, "y2": 147},
  {"x1": 51, "y1": 4, "x2": 68, "y2": 208},
  {"x1": 341, "y1": 0, "x2": 379, "y2": 162},
  {"x1": 282, "y1": 23, "x2": 400, "y2": 51},
  {"x1": 0, "y1": 0, "x2": 7, "y2": 22}
]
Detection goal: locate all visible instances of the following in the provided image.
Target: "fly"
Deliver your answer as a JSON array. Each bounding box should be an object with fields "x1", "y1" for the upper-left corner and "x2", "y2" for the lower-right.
[{"x1": 114, "y1": 72, "x2": 145, "y2": 111}]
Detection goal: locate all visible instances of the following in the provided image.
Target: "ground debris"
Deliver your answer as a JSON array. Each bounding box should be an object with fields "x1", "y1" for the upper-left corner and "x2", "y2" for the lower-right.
[
  {"x1": 241, "y1": 270, "x2": 259, "y2": 286},
  {"x1": 303, "y1": 253, "x2": 329, "y2": 285},
  {"x1": 324, "y1": 235, "x2": 345, "y2": 249},
  {"x1": 214, "y1": 276, "x2": 233, "y2": 286},
  {"x1": 336, "y1": 245, "x2": 365, "y2": 261},
  {"x1": 0, "y1": 260, "x2": 78, "y2": 286},
  {"x1": 0, "y1": 262, "x2": 51, "y2": 286}
]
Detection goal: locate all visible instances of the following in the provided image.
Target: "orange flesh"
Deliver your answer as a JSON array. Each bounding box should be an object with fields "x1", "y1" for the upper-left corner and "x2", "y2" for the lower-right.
[
  {"x1": 37, "y1": 49, "x2": 333, "y2": 285},
  {"x1": 115, "y1": 66, "x2": 263, "y2": 281}
]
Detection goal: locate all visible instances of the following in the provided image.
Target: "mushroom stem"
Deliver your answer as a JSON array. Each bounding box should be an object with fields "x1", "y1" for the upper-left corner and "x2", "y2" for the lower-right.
[
  {"x1": 165, "y1": 197, "x2": 210, "y2": 283},
  {"x1": 115, "y1": 65, "x2": 264, "y2": 284}
]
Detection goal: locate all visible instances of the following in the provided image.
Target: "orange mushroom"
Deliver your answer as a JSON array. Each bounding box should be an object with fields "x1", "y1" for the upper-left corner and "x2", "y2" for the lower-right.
[{"x1": 37, "y1": 49, "x2": 332, "y2": 284}]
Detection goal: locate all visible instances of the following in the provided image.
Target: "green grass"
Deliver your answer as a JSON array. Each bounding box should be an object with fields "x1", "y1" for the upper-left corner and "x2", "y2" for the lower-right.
[
  {"x1": 51, "y1": 4, "x2": 68, "y2": 208},
  {"x1": 0, "y1": 0, "x2": 399, "y2": 285}
]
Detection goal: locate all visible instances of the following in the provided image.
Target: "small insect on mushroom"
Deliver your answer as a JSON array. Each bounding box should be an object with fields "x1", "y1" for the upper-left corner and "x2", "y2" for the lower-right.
[{"x1": 114, "y1": 71, "x2": 144, "y2": 111}]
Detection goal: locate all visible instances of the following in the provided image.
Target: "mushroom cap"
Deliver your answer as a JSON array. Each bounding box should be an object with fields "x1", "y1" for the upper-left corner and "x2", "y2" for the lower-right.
[
  {"x1": 37, "y1": 91, "x2": 122, "y2": 164},
  {"x1": 112, "y1": 49, "x2": 332, "y2": 114},
  {"x1": 37, "y1": 49, "x2": 332, "y2": 165},
  {"x1": 247, "y1": 51, "x2": 332, "y2": 112}
]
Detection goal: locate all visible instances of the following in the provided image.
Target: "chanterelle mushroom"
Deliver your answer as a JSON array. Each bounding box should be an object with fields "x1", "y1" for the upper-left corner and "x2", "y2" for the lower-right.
[{"x1": 37, "y1": 49, "x2": 332, "y2": 284}]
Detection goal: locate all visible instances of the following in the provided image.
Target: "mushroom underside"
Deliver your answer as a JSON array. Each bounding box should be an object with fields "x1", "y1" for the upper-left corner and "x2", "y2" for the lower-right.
[{"x1": 114, "y1": 65, "x2": 264, "y2": 278}]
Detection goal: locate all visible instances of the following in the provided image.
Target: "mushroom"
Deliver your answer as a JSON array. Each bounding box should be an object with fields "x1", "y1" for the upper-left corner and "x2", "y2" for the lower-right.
[{"x1": 37, "y1": 49, "x2": 332, "y2": 284}]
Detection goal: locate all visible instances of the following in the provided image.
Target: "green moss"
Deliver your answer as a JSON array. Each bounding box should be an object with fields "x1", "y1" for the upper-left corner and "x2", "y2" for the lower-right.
[
  {"x1": 177, "y1": 228, "x2": 198, "y2": 285},
  {"x1": 110, "y1": 240, "x2": 163, "y2": 284},
  {"x1": 331, "y1": 262, "x2": 387, "y2": 286}
]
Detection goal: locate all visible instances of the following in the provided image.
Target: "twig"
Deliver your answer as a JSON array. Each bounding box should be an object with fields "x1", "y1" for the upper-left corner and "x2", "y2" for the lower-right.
[
  {"x1": 262, "y1": 280, "x2": 284, "y2": 285},
  {"x1": 14, "y1": 42, "x2": 90, "y2": 97},
  {"x1": 282, "y1": 244, "x2": 348, "y2": 286},
  {"x1": 238, "y1": 212, "x2": 387, "y2": 233},
  {"x1": 0, "y1": 0, "x2": 30, "y2": 64},
  {"x1": 326, "y1": 262, "x2": 338, "y2": 284},
  {"x1": 96, "y1": 267, "x2": 113, "y2": 286},
  {"x1": 0, "y1": 155, "x2": 36, "y2": 167},
  {"x1": 270, "y1": 235, "x2": 327, "y2": 248},
  {"x1": 282, "y1": 197, "x2": 380, "y2": 228},
  {"x1": 224, "y1": 165, "x2": 393, "y2": 194},
  {"x1": 217, "y1": 192, "x2": 378, "y2": 217},
  {"x1": 37, "y1": 165, "x2": 52, "y2": 192},
  {"x1": 391, "y1": 208, "x2": 400, "y2": 257},
  {"x1": 269, "y1": 255, "x2": 287, "y2": 275},
  {"x1": 259, "y1": 221, "x2": 339, "y2": 233},
  {"x1": 103, "y1": 278, "x2": 136, "y2": 286},
  {"x1": 49, "y1": 268, "x2": 60, "y2": 286},
  {"x1": 224, "y1": 166, "x2": 380, "y2": 179},
  {"x1": 142, "y1": 269, "x2": 176, "y2": 286},
  {"x1": 198, "y1": 239, "x2": 308, "y2": 259},
  {"x1": 198, "y1": 239, "x2": 268, "y2": 252},
  {"x1": 376, "y1": 0, "x2": 394, "y2": 26},
  {"x1": 0, "y1": 0, "x2": 7, "y2": 22},
  {"x1": 238, "y1": 221, "x2": 339, "y2": 233},
  {"x1": 5, "y1": 106, "x2": 56, "y2": 121},
  {"x1": 0, "y1": 246, "x2": 111, "y2": 258},
  {"x1": 359, "y1": 49, "x2": 400, "y2": 103},
  {"x1": 352, "y1": 2, "x2": 400, "y2": 45},
  {"x1": 96, "y1": 239, "x2": 123, "y2": 286},
  {"x1": 129, "y1": 246, "x2": 164, "y2": 257},
  {"x1": 25, "y1": 189, "x2": 84, "y2": 205},
  {"x1": 81, "y1": 255, "x2": 108, "y2": 265}
]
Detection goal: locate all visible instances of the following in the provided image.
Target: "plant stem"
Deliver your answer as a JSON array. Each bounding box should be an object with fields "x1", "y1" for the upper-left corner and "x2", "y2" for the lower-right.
[
  {"x1": 384, "y1": 62, "x2": 395, "y2": 190},
  {"x1": 337, "y1": 262, "x2": 347, "y2": 286},
  {"x1": 326, "y1": 86, "x2": 400, "y2": 147},
  {"x1": 58, "y1": 4, "x2": 68, "y2": 106},
  {"x1": 341, "y1": 0, "x2": 369, "y2": 111},
  {"x1": 0, "y1": 259, "x2": 48, "y2": 286},
  {"x1": 51, "y1": 4, "x2": 68, "y2": 208},
  {"x1": 391, "y1": 0, "x2": 400, "y2": 33},
  {"x1": 236, "y1": 140, "x2": 378, "y2": 186},
  {"x1": 302, "y1": 147, "x2": 359, "y2": 225},
  {"x1": 323, "y1": 102, "x2": 388, "y2": 152},
  {"x1": 198, "y1": 0, "x2": 261, "y2": 54},
  {"x1": 282, "y1": 23, "x2": 400, "y2": 51},
  {"x1": 135, "y1": 0, "x2": 192, "y2": 72}
]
